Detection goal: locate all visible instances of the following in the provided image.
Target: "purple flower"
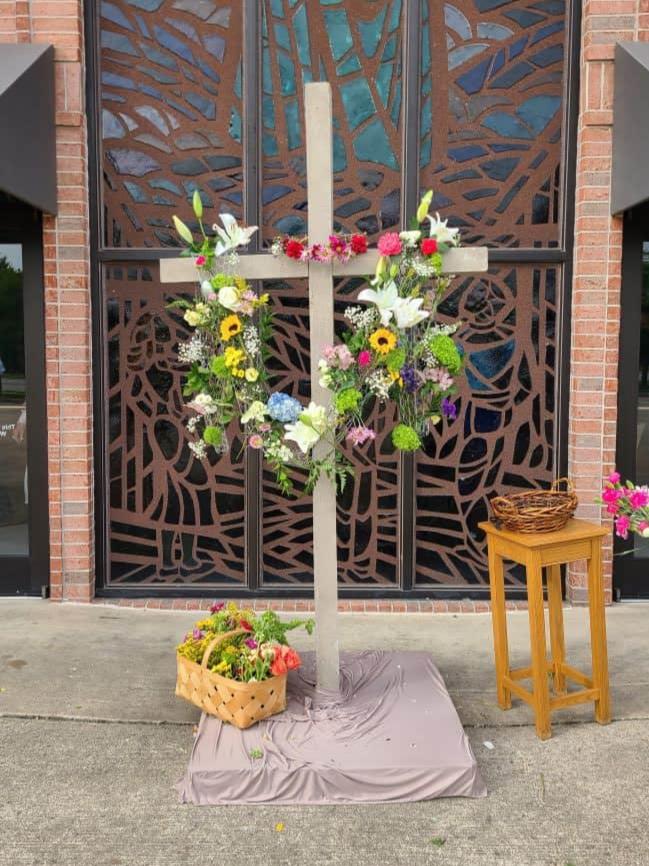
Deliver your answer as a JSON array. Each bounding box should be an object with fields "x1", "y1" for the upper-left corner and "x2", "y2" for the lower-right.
[
  {"x1": 210, "y1": 601, "x2": 225, "y2": 613},
  {"x1": 441, "y1": 397, "x2": 457, "y2": 420},
  {"x1": 244, "y1": 638, "x2": 258, "y2": 649},
  {"x1": 192, "y1": 628, "x2": 204, "y2": 640},
  {"x1": 400, "y1": 365, "x2": 418, "y2": 394}
]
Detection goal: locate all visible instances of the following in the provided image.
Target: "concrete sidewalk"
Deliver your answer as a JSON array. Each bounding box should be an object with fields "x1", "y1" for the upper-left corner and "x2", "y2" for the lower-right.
[{"x1": 1, "y1": 599, "x2": 648, "y2": 866}]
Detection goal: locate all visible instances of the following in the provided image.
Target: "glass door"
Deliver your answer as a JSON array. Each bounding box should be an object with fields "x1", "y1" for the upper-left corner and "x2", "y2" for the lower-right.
[
  {"x1": 616, "y1": 206, "x2": 649, "y2": 598},
  {"x1": 0, "y1": 198, "x2": 48, "y2": 594}
]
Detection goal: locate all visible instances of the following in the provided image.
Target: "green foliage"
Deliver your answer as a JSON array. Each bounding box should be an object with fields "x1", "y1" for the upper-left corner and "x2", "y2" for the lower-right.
[{"x1": 252, "y1": 610, "x2": 314, "y2": 645}]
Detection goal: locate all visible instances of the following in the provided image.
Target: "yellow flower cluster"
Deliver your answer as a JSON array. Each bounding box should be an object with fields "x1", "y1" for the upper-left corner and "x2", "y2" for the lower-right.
[
  {"x1": 224, "y1": 346, "x2": 246, "y2": 378},
  {"x1": 184, "y1": 302, "x2": 210, "y2": 328}
]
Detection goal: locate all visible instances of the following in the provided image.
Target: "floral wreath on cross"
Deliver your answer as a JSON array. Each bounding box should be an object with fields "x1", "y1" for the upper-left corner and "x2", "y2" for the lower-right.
[{"x1": 170, "y1": 189, "x2": 465, "y2": 496}]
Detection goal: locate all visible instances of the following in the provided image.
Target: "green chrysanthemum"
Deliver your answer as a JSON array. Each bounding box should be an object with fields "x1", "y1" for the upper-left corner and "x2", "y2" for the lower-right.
[
  {"x1": 429, "y1": 334, "x2": 462, "y2": 374},
  {"x1": 391, "y1": 423, "x2": 421, "y2": 451},
  {"x1": 335, "y1": 387, "x2": 362, "y2": 414}
]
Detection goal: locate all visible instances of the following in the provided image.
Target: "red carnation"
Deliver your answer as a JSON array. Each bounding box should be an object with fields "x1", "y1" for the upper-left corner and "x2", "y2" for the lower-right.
[
  {"x1": 239, "y1": 619, "x2": 253, "y2": 632},
  {"x1": 285, "y1": 239, "x2": 305, "y2": 260},
  {"x1": 350, "y1": 234, "x2": 368, "y2": 255},
  {"x1": 421, "y1": 238, "x2": 438, "y2": 256}
]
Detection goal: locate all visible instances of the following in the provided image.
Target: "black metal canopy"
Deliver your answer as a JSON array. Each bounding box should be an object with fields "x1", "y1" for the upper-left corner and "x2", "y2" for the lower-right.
[
  {"x1": 612, "y1": 42, "x2": 649, "y2": 216},
  {"x1": 0, "y1": 44, "x2": 56, "y2": 214}
]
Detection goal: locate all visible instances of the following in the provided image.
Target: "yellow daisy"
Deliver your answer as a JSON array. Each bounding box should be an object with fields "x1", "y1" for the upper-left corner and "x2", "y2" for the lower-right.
[
  {"x1": 369, "y1": 327, "x2": 397, "y2": 355},
  {"x1": 220, "y1": 314, "x2": 242, "y2": 342}
]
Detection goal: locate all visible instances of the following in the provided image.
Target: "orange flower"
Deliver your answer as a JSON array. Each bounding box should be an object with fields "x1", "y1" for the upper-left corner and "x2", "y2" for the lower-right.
[
  {"x1": 282, "y1": 647, "x2": 301, "y2": 671},
  {"x1": 270, "y1": 654, "x2": 288, "y2": 676}
]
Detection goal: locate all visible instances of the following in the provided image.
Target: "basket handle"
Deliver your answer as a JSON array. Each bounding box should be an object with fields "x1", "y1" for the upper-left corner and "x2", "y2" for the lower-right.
[
  {"x1": 551, "y1": 477, "x2": 574, "y2": 493},
  {"x1": 201, "y1": 628, "x2": 247, "y2": 669},
  {"x1": 489, "y1": 495, "x2": 516, "y2": 515}
]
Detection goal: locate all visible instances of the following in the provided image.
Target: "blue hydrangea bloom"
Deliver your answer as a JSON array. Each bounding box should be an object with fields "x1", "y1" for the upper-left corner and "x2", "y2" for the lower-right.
[{"x1": 266, "y1": 392, "x2": 302, "y2": 423}]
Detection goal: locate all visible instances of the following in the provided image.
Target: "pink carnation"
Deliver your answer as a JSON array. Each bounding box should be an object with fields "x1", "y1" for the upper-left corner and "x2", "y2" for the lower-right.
[
  {"x1": 601, "y1": 487, "x2": 622, "y2": 504},
  {"x1": 346, "y1": 425, "x2": 376, "y2": 446},
  {"x1": 607, "y1": 471, "x2": 621, "y2": 484},
  {"x1": 638, "y1": 521, "x2": 649, "y2": 533},
  {"x1": 629, "y1": 489, "x2": 649, "y2": 509},
  {"x1": 606, "y1": 502, "x2": 620, "y2": 515},
  {"x1": 195, "y1": 255, "x2": 206, "y2": 267},
  {"x1": 615, "y1": 515, "x2": 631, "y2": 539},
  {"x1": 358, "y1": 350, "x2": 372, "y2": 368},
  {"x1": 377, "y1": 232, "x2": 403, "y2": 257},
  {"x1": 248, "y1": 434, "x2": 264, "y2": 449}
]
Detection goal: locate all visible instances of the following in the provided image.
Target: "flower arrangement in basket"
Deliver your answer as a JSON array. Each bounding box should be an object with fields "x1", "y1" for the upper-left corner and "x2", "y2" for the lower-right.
[
  {"x1": 598, "y1": 471, "x2": 649, "y2": 540},
  {"x1": 175, "y1": 602, "x2": 313, "y2": 729}
]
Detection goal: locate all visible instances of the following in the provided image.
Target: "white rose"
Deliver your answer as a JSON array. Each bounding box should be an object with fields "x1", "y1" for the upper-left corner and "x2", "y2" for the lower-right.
[
  {"x1": 399, "y1": 230, "x2": 421, "y2": 247},
  {"x1": 218, "y1": 285, "x2": 241, "y2": 311}
]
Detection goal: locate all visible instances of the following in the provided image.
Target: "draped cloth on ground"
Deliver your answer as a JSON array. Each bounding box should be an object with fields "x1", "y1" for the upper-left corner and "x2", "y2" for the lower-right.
[{"x1": 176, "y1": 651, "x2": 486, "y2": 805}]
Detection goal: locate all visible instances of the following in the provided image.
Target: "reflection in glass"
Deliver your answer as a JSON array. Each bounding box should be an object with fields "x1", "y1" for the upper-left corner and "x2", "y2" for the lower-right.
[
  {"x1": 0, "y1": 244, "x2": 28, "y2": 556},
  {"x1": 636, "y1": 244, "x2": 649, "y2": 558}
]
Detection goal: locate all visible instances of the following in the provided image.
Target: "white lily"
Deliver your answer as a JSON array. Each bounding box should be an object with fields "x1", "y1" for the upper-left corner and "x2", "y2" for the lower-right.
[
  {"x1": 358, "y1": 280, "x2": 399, "y2": 326},
  {"x1": 241, "y1": 400, "x2": 267, "y2": 425},
  {"x1": 217, "y1": 285, "x2": 241, "y2": 311},
  {"x1": 427, "y1": 212, "x2": 460, "y2": 246},
  {"x1": 399, "y1": 230, "x2": 421, "y2": 247},
  {"x1": 392, "y1": 296, "x2": 430, "y2": 329},
  {"x1": 212, "y1": 213, "x2": 258, "y2": 255},
  {"x1": 283, "y1": 420, "x2": 321, "y2": 453},
  {"x1": 300, "y1": 401, "x2": 329, "y2": 434}
]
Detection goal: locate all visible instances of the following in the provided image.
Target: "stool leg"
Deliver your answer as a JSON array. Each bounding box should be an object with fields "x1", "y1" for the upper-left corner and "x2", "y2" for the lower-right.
[
  {"x1": 587, "y1": 540, "x2": 611, "y2": 725},
  {"x1": 547, "y1": 565, "x2": 566, "y2": 695},
  {"x1": 527, "y1": 553, "x2": 552, "y2": 739},
  {"x1": 488, "y1": 543, "x2": 511, "y2": 710}
]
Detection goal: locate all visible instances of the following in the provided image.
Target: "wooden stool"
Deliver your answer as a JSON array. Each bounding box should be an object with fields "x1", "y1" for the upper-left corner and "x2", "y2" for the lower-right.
[{"x1": 479, "y1": 518, "x2": 611, "y2": 740}]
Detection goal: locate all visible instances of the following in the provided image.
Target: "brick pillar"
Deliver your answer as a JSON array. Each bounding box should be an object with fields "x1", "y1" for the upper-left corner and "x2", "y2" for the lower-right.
[
  {"x1": 568, "y1": 1, "x2": 648, "y2": 603},
  {"x1": 1, "y1": 1, "x2": 95, "y2": 600}
]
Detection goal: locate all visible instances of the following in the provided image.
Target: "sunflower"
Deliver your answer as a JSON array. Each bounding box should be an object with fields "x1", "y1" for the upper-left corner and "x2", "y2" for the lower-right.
[
  {"x1": 220, "y1": 314, "x2": 242, "y2": 342},
  {"x1": 369, "y1": 327, "x2": 397, "y2": 355}
]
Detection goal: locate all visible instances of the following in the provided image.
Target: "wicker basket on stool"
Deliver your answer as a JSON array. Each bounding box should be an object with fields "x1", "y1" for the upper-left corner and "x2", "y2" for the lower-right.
[
  {"x1": 175, "y1": 628, "x2": 287, "y2": 729},
  {"x1": 489, "y1": 478, "x2": 578, "y2": 533}
]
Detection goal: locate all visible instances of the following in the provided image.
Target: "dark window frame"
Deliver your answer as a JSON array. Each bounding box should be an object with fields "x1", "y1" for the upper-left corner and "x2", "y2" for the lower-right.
[
  {"x1": 0, "y1": 198, "x2": 50, "y2": 595},
  {"x1": 615, "y1": 202, "x2": 649, "y2": 599},
  {"x1": 85, "y1": 0, "x2": 582, "y2": 599}
]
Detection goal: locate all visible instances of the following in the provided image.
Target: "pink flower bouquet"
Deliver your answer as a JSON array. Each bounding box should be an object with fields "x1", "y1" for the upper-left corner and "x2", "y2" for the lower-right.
[{"x1": 598, "y1": 472, "x2": 649, "y2": 540}]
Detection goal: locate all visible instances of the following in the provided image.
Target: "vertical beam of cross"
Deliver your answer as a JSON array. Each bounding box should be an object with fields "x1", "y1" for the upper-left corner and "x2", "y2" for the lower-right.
[{"x1": 304, "y1": 82, "x2": 340, "y2": 692}]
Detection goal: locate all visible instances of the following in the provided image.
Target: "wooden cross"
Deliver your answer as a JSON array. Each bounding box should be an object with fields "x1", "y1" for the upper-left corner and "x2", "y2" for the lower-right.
[{"x1": 160, "y1": 82, "x2": 488, "y2": 692}]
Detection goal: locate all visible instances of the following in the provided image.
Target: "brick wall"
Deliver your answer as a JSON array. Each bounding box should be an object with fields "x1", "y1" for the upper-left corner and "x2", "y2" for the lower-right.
[
  {"x1": 0, "y1": 0, "x2": 94, "y2": 600},
  {"x1": 568, "y1": 0, "x2": 649, "y2": 602}
]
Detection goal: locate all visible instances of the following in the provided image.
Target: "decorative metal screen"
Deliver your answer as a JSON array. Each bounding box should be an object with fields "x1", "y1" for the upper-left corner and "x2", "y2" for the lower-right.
[{"x1": 94, "y1": 0, "x2": 572, "y2": 593}]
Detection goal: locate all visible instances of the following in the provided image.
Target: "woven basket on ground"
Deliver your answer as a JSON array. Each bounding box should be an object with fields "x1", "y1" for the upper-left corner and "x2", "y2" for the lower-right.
[
  {"x1": 489, "y1": 478, "x2": 578, "y2": 534},
  {"x1": 175, "y1": 628, "x2": 287, "y2": 729}
]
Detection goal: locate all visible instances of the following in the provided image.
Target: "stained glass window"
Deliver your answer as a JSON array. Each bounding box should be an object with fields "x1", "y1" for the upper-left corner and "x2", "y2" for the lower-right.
[
  {"x1": 94, "y1": 0, "x2": 571, "y2": 592},
  {"x1": 100, "y1": 0, "x2": 243, "y2": 248},
  {"x1": 420, "y1": 0, "x2": 564, "y2": 247}
]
